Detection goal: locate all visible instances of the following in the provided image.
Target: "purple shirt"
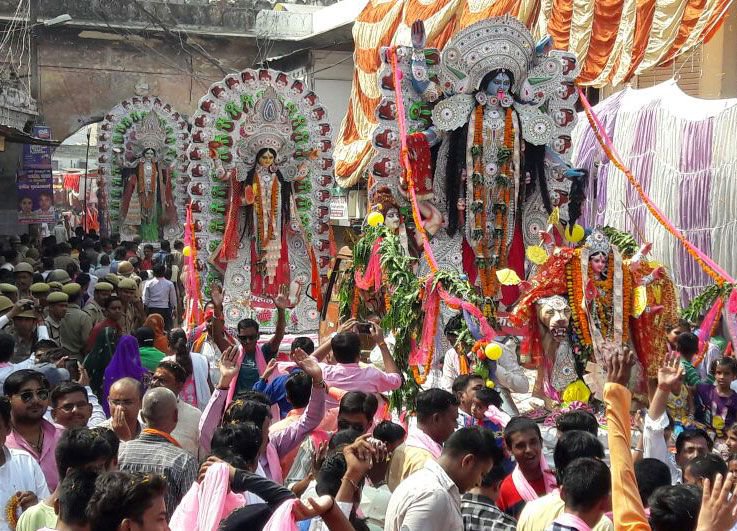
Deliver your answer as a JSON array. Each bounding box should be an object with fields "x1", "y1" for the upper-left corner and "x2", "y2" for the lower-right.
[
  {"x1": 6, "y1": 418, "x2": 63, "y2": 491},
  {"x1": 695, "y1": 384, "x2": 737, "y2": 436}
]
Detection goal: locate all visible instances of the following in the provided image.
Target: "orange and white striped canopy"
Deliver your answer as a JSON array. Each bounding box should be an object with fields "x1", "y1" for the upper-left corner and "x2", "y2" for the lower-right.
[{"x1": 334, "y1": 0, "x2": 733, "y2": 187}]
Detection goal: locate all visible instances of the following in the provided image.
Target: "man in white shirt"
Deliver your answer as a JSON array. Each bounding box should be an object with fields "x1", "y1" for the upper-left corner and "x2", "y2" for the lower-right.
[
  {"x1": 0, "y1": 395, "x2": 50, "y2": 531},
  {"x1": 142, "y1": 264, "x2": 177, "y2": 330},
  {"x1": 385, "y1": 426, "x2": 501, "y2": 531}
]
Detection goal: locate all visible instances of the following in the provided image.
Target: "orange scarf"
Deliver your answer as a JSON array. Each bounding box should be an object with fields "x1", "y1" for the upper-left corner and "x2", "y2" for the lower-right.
[{"x1": 143, "y1": 428, "x2": 181, "y2": 447}]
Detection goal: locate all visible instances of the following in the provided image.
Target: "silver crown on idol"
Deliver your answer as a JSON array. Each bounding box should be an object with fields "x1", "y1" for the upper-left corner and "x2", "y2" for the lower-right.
[
  {"x1": 440, "y1": 15, "x2": 535, "y2": 95},
  {"x1": 239, "y1": 86, "x2": 294, "y2": 166},
  {"x1": 135, "y1": 111, "x2": 166, "y2": 155},
  {"x1": 584, "y1": 228, "x2": 611, "y2": 256}
]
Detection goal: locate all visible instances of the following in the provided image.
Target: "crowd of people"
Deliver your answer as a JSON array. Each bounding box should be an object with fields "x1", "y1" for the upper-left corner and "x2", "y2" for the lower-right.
[{"x1": 0, "y1": 228, "x2": 734, "y2": 531}]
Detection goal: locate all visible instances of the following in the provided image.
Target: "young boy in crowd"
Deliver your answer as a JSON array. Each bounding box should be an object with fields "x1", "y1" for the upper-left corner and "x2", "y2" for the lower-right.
[
  {"x1": 470, "y1": 387, "x2": 506, "y2": 448},
  {"x1": 695, "y1": 357, "x2": 737, "y2": 439},
  {"x1": 461, "y1": 458, "x2": 515, "y2": 530},
  {"x1": 677, "y1": 332, "x2": 707, "y2": 387},
  {"x1": 548, "y1": 457, "x2": 611, "y2": 531},
  {"x1": 497, "y1": 418, "x2": 555, "y2": 518}
]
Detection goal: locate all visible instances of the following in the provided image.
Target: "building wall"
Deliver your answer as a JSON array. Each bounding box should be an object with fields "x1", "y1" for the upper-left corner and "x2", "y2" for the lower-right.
[{"x1": 0, "y1": 142, "x2": 30, "y2": 236}]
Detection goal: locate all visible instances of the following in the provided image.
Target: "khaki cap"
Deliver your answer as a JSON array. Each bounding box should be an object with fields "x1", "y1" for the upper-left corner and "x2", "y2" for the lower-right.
[
  {"x1": 14, "y1": 262, "x2": 34, "y2": 275},
  {"x1": 62, "y1": 283, "x2": 82, "y2": 297},
  {"x1": 0, "y1": 284, "x2": 18, "y2": 295},
  {"x1": 47, "y1": 292, "x2": 69, "y2": 304},
  {"x1": 118, "y1": 278, "x2": 137, "y2": 290},
  {"x1": 0, "y1": 296, "x2": 12, "y2": 313},
  {"x1": 47, "y1": 269, "x2": 72, "y2": 284},
  {"x1": 94, "y1": 282, "x2": 114, "y2": 292},
  {"x1": 14, "y1": 309, "x2": 36, "y2": 319},
  {"x1": 48, "y1": 281, "x2": 63, "y2": 291},
  {"x1": 30, "y1": 283, "x2": 50, "y2": 295},
  {"x1": 117, "y1": 261, "x2": 134, "y2": 275},
  {"x1": 104, "y1": 274, "x2": 120, "y2": 287}
]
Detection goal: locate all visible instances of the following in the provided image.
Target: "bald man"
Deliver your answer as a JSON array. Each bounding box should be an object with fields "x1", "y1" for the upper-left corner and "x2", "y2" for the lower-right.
[
  {"x1": 118, "y1": 387, "x2": 198, "y2": 518},
  {"x1": 97, "y1": 377, "x2": 143, "y2": 442}
]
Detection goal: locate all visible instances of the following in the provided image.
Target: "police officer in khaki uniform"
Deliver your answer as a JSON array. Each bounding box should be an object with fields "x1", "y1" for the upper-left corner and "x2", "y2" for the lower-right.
[
  {"x1": 104, "y1": 273, "x2": 120, "y2": 291},
  {"x1": 48, "y1": 281, "x2": 64, "y2": 293},
  {"x1": 13, "y1": 262, "x2": 35, "y2": 299},
  {"x1": 84, "y1": 282, "x2": 113, "y2": 325},
  {"x1": 118, "y1": 277, "x2": 144, "y2": 335},
  {"x1": 0, "y1": 284, "x2": 18, "y2": 303},
  {"x1": 31, "y1": 282, "x2": 51, "y2": 317},
  {"x1": 44, "y1": 291, "x2": 68, "y2": 345},
  {"x1": 59, "y1": 283, "x2": 93, "y2": 358},
  {"x1": 47, "y1": 269, "x2": 72, "y2": 285}
]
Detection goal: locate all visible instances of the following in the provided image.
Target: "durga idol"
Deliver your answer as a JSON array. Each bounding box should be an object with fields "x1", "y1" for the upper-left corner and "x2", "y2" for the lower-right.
[
  {"x1": 118, "y1": 112, "x2": 178, "y2": 241},
  {"x1": 218, "y1": 146, "x2": 295, "y2": 296}
]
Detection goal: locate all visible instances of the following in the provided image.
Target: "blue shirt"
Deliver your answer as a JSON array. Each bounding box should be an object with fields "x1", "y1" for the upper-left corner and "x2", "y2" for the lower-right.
[
  {"x1": 252, "y1": 373, "x2": 294, "y2": 419},
  {"x1": 235, "y1": 343, "x2": 275, "y2": 394}
]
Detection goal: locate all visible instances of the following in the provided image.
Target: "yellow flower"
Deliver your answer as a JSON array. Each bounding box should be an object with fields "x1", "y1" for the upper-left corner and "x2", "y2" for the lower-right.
[
  {"x1": 526, "y1": 245, "x2": 549, "y2": 265},
  {"x1": 562, "y1": 380, "x2": 591, "y2": 403},
  {"x1": 496, "y1": 268, "x2": 521, "y2": 286}
]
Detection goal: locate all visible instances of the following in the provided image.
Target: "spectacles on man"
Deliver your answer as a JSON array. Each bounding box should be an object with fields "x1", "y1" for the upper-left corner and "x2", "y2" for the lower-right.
[
  {"x1": 110, "y1": 399, "x2": 136, "y2": 408},
  {"x1": 17, "y1": 389, "x2": 49, "y2": 403},
  {"x1": 238, "y1": 334, "x2": 259, "y2": 343},
  {"x1": 55, "y1": 401, "x2": 90, "y2": 413}
]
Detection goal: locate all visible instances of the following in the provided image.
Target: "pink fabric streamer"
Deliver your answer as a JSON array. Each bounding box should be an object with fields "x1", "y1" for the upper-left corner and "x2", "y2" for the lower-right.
[
  {"x1": 262, "y1": 499, "x2": 299, "y2": 531},
  {"x1": 694, "y1": 297, "x2": 724, "y2": 367},
  {"x1": 410, "y1": 278, "x2": 440, "y2": 367},
  {"x1": 726, "y1": 290, "x2": 737, "y2": 353},
  {"x1": 578, "y1": 88, "x2": 735, "y2": 284},
  {"x1": 354, "y1": 240, "x2": 383, "y2": 292},
  {"x1": 437, "y1": 286, "x2": 496, "y2": 341},
  {"x1": 169, "y1": 462, "x2": 245, "y2": 531}
]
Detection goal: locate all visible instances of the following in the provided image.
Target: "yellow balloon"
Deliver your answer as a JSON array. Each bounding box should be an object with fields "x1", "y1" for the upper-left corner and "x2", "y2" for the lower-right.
[
  {"x1": 182, "y1": 245, "x2": 192, "y2": 257},
  {"x1": 485, "y1": 342, "x2": 503, "y2": 361},
  {"x1": 565, "y1": 223, "x2": 585, "y2": 243},
  {"x1": 526, "y1": 245, "x2": 549, "y2": 265},
  {"x1": 496, "y1": 268, "x2": 521, "y2": 286},
  {"x1": 367, "y1": 211, "x2": 385, "y2": 227}
]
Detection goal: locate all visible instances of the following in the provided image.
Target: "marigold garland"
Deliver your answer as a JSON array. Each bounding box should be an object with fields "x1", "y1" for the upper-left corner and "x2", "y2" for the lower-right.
[{"x1": 5, "y1": 494, "x2": 19, "y2": 530}]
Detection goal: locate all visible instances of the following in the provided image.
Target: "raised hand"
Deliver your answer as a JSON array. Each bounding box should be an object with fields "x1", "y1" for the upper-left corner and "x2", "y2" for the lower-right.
[
  {"x1": 211, "y1": 283, "x2": 224, "y2": 309},
  {"x1": 343, "y1": 434, "x2": 387, "y2": 479},
  {"x1": 271, "y1": 284, "x2": 293, "y2": 310},
  {"x1": 293, "y1": 495, "x2": 336, "y2": 520},
  {"x1": 198, "y1": 455, "x2": 235, "y2": 484},
  {"x1": 217, "y1": 345, "x2": 241, "y2": 390},
  {"x1": 369, "y1": 321, "x2": 385, "y2": 346},
  {"x1": 291, "y1": 348, "x2": 323, "y2": 382},
  {"x1": 411, "y1": 20, "x2": 426, "y2": 50},
  {"x1": 696, "y1": 473, "x2": 737, "y2": 531},
  {"x1": 605, "y1": 346, "x2": 634, "y2": 386},
  {"x1": 658, "y1": 352, "x2": 684, "y2": 392},
  {"x1": 261, "y1": 358, "x2": 277, "y2": 381},
  {"x1": 337, "y1": 318, "x2": 358, "y2": 334}
]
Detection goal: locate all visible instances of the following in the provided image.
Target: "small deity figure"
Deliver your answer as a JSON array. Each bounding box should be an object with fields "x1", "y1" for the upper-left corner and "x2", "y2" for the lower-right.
[{"x1": 118, "y1": 112, "x2": 177, "y2": 241}]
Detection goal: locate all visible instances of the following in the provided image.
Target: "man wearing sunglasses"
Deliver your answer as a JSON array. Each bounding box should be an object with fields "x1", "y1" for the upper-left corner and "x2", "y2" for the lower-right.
[
  {"x1": 234, "y1": 285, "x2": 292, "y2": 394},
  {"x1": 3, "y1": 369, "x2": 63, "y2": 491}
]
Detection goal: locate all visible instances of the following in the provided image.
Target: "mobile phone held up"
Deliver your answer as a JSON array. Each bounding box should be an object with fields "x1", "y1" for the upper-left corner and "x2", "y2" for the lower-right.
[{"x1": 356, "y1": 322, "x2": 373, "y2": 335}]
